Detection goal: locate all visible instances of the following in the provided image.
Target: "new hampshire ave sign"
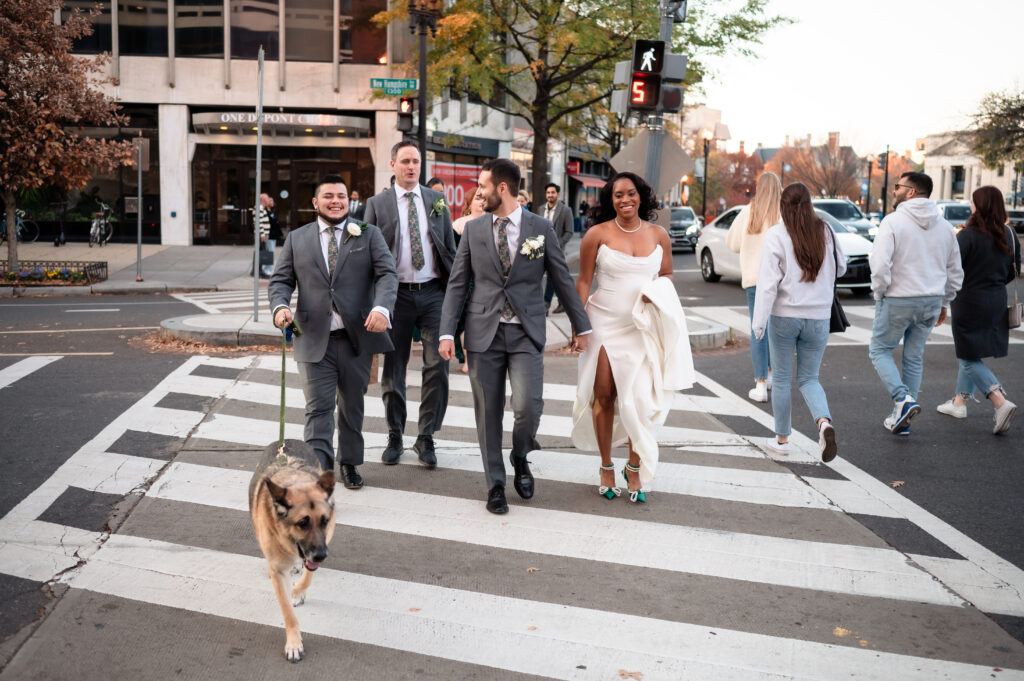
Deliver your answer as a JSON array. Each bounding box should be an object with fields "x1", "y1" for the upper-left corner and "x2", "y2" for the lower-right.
[{"x1": 371, "y1": 78, "x2": 418, "y2": 95}]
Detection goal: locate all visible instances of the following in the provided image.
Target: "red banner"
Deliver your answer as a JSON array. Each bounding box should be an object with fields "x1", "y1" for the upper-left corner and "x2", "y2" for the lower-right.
[{"x1": 428, "y1": 162, "x2": 482, "y2": 217}]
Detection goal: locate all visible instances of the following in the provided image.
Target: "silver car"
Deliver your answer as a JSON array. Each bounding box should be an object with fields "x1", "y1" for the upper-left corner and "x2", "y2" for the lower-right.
[
  {"x1": 668, "y1": 206, "x2": 699, "y2": 253},
  {"x1": 695, "y1": 207, "x2": 873, "y2": 293},
  {"x1": 812, "y1": 199, "x2": 875, "y2": 240}
]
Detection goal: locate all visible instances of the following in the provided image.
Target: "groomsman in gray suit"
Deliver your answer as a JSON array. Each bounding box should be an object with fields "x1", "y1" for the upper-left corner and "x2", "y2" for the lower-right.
[
  {"x1": 439, "y1": 159, "x2": 591, "y2": 514},
  {"x1": 365, "y1": 142, "x2": 457, "y2": 470},
  {"x1": 269, "y1": 175, "x2": 398, "y2": 490}
]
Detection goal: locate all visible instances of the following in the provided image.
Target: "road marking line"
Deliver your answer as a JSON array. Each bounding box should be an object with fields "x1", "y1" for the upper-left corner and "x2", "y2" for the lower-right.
[
  {"x1": 149, "y1": 462, "x2": 962, "y2": 607},
  {"x1": 0, "y1": 355, "x2": 61, "y2": 389},
  {"x1": 65, "y1": 308, "x2": 120, "y2": 313},
  {"x1": 54, "y1": 532, "x2": 1012, "y2": 681},
  {"x1": 0, "y1": 326, "x2": 158, "y2": 335},
  {"x1": 0, "y1": 352, "x2": 114, "y2": 357}
]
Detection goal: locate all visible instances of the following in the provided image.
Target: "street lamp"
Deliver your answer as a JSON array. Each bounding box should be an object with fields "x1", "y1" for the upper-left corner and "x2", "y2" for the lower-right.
[
  {"x1": 781, "y1": 162, "x2": 791, "y2": 187},
  {"x1": 408, "y1": 0, "x2": 441, "y2": 184},
  {"x1": 699, "y1": 122, "x2": 730, "y2": 223}
]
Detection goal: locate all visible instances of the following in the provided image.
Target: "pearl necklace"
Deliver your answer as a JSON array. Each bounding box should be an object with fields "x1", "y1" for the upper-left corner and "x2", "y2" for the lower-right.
[{"x1": 615, "y1": 218, "x2": 642, "y2": 233}]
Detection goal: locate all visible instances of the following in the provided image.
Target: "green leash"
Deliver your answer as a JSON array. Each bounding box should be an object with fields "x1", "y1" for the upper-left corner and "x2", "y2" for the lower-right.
[{"x1": 280, "y1": 320, "x2": 302, "y2": 448}]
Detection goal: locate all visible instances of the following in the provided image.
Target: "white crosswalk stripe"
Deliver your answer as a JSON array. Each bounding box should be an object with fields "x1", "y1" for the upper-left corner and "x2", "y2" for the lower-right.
[
  {"x1": 694, "y1": 304, "x2": 1024, "y2": 346},
  {"x1": 1, "y1": 354, "x2": 1022, "y2": 679},
  {"x1": 172, "y1": 289, "x2": 294, "y2": 314}
]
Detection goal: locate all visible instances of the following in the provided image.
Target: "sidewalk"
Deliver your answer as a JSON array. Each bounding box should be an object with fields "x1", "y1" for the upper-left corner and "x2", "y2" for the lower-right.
[{"x1": 2, "y1": 240, "x2": 730, "y2": 350}]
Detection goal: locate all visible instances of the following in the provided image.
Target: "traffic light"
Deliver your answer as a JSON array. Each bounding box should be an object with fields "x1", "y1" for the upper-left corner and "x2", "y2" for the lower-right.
[
  {"x1": 398, "y1": 97, "x2": 414, "y2": 132},
  {"x1": 877, "y1": 151, "x2": 887, "y2": 171},
  {"x1": 612, "y1": 40, "x2": 688, "y2": 115},
  {"x1": 629, "y1": 73, "x2": 661, "y2": 111}
]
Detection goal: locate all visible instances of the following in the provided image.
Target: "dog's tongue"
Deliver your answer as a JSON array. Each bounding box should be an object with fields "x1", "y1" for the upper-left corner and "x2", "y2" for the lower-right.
[{"x1": 304, "y1": 559, "x2": 321, "y2": 572}]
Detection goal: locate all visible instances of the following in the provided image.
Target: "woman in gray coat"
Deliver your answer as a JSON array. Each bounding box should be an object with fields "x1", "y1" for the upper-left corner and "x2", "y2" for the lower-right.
[{"x1": 937, "y1": 186, "x2": 1021, "y2": 433}]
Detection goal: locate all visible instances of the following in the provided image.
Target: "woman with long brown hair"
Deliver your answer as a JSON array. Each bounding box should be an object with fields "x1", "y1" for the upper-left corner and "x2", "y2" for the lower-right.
[
  {"x1": 936, "y1": 185, "x2": 1020, "y2": 433},
  {"x1": 727, "y1": 172, "x2": 782, "y2": 402},
  {"x1": 450, "y1": 187, "x2": 486, "y2": 373},
  {"x1": 752, "y1": 182, "x2": 845, "y2": 462}
]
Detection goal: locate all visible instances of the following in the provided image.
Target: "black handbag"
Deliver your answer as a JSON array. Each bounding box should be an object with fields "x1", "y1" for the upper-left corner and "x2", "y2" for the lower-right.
[
  {"x1": 829, "y1": 230, "x2": 850, "y2": 333},
  {"x1": 259, "y1": 247, "x2": 274, "y2": 267}
]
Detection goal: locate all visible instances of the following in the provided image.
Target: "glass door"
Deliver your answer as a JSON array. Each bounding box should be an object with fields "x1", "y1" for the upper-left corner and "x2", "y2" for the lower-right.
[{"x1": 210, "y1": 161, "x2": 275, "y2": 244}]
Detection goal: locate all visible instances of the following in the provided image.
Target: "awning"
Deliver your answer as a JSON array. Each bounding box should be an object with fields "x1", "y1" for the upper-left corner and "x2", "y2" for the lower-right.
[{"x1": 569, "y1": 174, "x2": 607, "y2": 189}]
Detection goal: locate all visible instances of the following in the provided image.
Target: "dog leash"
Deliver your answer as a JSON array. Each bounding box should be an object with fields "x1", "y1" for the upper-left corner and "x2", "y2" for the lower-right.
[{"x1": 279, "y1": 321, "x2": 301, "y2": 447}]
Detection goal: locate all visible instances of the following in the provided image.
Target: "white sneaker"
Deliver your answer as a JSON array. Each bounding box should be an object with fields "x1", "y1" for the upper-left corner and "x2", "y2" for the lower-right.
[
  {"x1": 936, "y1": 398, "x2": 967, "y2": 419},
  {"x1": 762, "y1": 437, "x2": 790, "y2": 455},
  {"x1": 885, "y1": 397, "x2": 921, "y2": 433},
  {"x1": 748, "y1": 381, "x2": 768, "y2": 403},
  {"x1": 818, "y1": 420, "x2": 837, "y2": 463},
  {"x1": 994, "y1": 400, "x2": 1017, "y2": 434}
]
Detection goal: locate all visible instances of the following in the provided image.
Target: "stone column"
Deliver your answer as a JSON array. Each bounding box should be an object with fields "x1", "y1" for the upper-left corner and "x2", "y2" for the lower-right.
[
  {"x1": 942, "y1": 166, "x2": 953, "y2": 200},
  {"x1": 158, "y1": 104, "x2": 192, "y2": 245},
  {"x1": 964, "y1": 165, "x2": 973, "y2": 200}
]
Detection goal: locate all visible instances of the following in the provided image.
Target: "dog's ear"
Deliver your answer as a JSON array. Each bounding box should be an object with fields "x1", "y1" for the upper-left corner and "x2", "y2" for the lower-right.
[
  {"x1": 318, "y1": 470, "x2": 336, "y2": 498},
  {"x1": 265, "y1": 478, "x2": 289, "y2": 503}
]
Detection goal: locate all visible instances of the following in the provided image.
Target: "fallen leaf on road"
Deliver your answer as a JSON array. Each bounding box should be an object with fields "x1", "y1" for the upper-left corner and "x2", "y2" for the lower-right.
[
  {"x1": 890, "y1": 480, "x2": 905, "y2": 488},
  {"x1": 833, "y1": 627, "x2": 851, "y2": 637},
  {"x1": 526, "y1": 567, "x2": 540, "y2": 573},
  {"x1": 409, "y1": 607, "x2": 420, "y2": 612},
  {"x1": 527, "y1": 626, "x2": 537, "y2": 631},
  {"x1": 617, "y1": 671, "x2": 643, "y2": 680}
]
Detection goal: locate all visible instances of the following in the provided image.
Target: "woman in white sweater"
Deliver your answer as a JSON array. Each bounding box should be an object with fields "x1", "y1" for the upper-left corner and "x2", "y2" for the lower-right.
[
  {"x1": 727, "y1": 172, "x2": 781, "y2": 402},
  {"x1": 752, "y1": 183, "x2": 846, "y2": 462}
]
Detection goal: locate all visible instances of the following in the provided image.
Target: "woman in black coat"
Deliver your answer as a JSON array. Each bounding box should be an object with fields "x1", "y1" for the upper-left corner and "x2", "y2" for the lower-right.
[{"x1": 936, "y1": 185, "x2": 1021, "y2": 434}]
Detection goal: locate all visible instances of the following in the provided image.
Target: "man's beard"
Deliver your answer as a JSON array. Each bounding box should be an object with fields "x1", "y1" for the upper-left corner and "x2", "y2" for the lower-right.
[
  {"x1": 483, "y1": 192, "x2": 501, "y2": 212},
  {"x1": 317, "y1": 208, "x2": 347, "y2": 226}
]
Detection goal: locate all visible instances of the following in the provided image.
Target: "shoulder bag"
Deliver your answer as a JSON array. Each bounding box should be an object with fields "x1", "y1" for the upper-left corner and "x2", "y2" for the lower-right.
[
  {"x1": 829, "y1": 229, "x2": 850, "y2": 333},
  {"x1": 1008, "y1": 225, "x2": 1022, "y2": 329}
]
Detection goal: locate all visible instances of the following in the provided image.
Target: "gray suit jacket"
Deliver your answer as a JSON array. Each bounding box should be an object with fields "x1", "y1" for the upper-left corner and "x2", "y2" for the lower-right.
[
  {"x1": 440, "y1": 211, "x2": 591, "y2": 353},
  {"x1": 364, "y1": 185, "x2": 457, "y2": 284},
  {"x1": 268, "y1": 220, "x2": 398, "y2": 362},
  {"x1": 542, "y1": 201, "x2": 573, "y2": 249}
]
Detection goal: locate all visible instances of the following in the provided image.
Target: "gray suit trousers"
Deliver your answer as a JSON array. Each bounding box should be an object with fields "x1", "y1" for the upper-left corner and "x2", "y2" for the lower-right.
[
  {"x1": 468, "y1": 323, "x2": 544, "y2": 491},
  {"x1": 298, "y1": 333, "x2": 373, "y2": 470}
]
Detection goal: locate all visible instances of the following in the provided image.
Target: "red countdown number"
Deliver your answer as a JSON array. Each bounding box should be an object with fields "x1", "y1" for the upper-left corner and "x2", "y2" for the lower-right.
[{"x1": 628, "y1": 74, "x2": 660, "y2": 111}]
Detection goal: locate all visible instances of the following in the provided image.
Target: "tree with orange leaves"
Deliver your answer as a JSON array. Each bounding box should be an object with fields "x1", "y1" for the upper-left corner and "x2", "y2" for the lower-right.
[{"x1": 1, "y1": 0, "x2": 134, "y2": 272}]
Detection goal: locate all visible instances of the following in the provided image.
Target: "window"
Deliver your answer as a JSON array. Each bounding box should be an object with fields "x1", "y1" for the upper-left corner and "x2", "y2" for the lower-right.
[
  {"x1": 176, "y1": 0, "x2": 224, "y2": 57},
  {"x1": 231, "y1": 0, "x2": 279, "y2": 60},
  {"x1": 285, "y1": 0, "x2": 331, "y2": 62},
  {"x1": 119, "y1": 0, "x2": 169, "y2": 56},
  {"x1": 815, "y1": 201, "x2": 862, "y2": 220},
  {"x1": 715, "y1": 209, "x2": 740, "y2": 229},
  {"x1": 340, "y1": 0, "x2": 386, "y2": 64},
  {"x1": 63, "y1": 1, "x2": 113, "y2": 54}
]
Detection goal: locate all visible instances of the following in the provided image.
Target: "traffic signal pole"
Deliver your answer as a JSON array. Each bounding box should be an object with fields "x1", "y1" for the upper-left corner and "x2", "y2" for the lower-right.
[{"x1": 641, "y1": 5, "x2": 677, "y2": 195}]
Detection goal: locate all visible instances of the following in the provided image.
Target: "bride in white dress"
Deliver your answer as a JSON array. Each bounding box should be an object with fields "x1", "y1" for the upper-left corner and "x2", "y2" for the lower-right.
[{"x1": 571, "y1": 172, "x2": 695, "y2": 503}]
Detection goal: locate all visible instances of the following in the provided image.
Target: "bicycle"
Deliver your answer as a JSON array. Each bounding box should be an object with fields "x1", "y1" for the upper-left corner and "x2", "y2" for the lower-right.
[
  {"x1": 89, "y1": 201, "x2": 114, "y2": 247},
  {"x1": 0, "y1": 209, "x2": 40, "y2": 244}
]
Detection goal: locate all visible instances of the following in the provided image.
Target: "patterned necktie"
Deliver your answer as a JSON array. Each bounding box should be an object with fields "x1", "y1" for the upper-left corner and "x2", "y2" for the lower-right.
[
  {"x1": 495, "y1": 216, "x2": 514, "y2": 320},
  {"x1": 326, "y1": 226, "x2": 339, "y2": 278},
  {"x1": 407, "y1": 191, "x2": 425, "y2": 271}
]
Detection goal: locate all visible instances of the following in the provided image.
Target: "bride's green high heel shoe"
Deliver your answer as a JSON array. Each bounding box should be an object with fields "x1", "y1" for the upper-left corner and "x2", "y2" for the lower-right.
[
  {"x1": 622, "y1": 463, "x2": 646, "y2": 503},
  {"x1": 598, "y1": 464, "x2": 620, "y2": 500}
]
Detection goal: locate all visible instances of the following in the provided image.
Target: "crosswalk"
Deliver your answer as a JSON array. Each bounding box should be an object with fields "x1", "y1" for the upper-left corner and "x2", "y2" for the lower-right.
[
  {"x1": 1, "y1": 355, "x2": 1023, "y2": 678},
  {"x1": 695, "y1": 304, "x2": 1024, "y2": 346},
  {"x1": 171, "y1": 288, "x2": 290, "y2": 314}
]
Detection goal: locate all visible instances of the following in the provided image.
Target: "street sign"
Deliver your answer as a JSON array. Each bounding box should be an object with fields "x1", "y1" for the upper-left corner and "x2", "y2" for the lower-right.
[
  {"x1": 610, "y1": 128, "x2": 694, "y2": 197},
  {"x1": 370, "y1": 78, "x2": 418, "y2": 95}
]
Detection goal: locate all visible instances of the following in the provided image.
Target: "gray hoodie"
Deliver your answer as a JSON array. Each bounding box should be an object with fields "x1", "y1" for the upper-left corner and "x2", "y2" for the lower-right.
[{"x1": 869, "y1": 198, "x2": 963, "y2": 304}]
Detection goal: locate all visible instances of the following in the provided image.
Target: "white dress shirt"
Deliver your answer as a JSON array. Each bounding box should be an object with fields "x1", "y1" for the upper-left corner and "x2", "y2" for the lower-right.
[
  {"x1": 396, "y1": 185, "x2": 438, "y2": 283},
  {"x1": 544, "y1": 204, "x2": 555, "y2": 222}
]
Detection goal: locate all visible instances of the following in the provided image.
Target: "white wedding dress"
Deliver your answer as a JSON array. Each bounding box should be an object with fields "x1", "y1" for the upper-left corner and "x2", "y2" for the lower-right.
[{"x1": 571, "y1": 244, "x2": 695, "y2": 486}]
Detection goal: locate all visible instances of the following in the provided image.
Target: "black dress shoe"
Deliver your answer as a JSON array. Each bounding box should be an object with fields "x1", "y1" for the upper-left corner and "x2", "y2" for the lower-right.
[
  {"x1": 486, "y1": 485, "x2": 508, "y2": 514},
  {"x1": 413, "y1": 435, "x2": 437, "y2": 469},
  {"x1": 340, "y1": 464, "x2": 363, "y2": 489},
  {"x1": 509, "y1": 454, "x2": 534, "y2": 499},
  {"x1": 552, "y1": 303, "x2": 565, "y2": 314},
  {"x1": 381, "y1": 431, "x2": 403, "y2": 465}
]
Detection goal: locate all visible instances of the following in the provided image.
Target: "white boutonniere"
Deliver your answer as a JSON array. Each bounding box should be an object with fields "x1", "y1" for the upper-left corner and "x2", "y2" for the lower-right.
[
  {"x1": 344, "y1": 221, "x2": 366, "y2": 244},
  {"x1": 520, "y1": 235, "x2": 545, "y2": 259},
  {"x1": 430, "y1": 196, "x2": 449, "y2": 217}
]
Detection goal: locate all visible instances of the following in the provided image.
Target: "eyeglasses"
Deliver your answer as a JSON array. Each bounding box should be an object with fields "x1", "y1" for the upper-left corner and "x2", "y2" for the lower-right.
[{"x1": 894, "y1": 184, "x2": 914, "y2": 192}]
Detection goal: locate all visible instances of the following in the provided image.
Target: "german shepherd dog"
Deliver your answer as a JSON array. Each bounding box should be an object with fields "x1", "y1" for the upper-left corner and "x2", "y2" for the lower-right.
[{"x1": 249, "y1": 439, "x2": 336, "y2": 662}]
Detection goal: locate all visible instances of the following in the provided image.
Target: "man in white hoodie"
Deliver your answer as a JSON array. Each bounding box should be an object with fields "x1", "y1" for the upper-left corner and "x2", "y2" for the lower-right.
[{"x1": 868, "y1": 171, "x2": 963, "y2": 435}]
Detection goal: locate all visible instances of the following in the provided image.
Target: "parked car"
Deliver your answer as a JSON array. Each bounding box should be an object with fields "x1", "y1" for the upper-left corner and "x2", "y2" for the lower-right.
[
  {"x1": 812, "y1": 199, "x2": 876, "y2": 240},
  {"x1": 695, "y1": 207, "x2": 873, "y2": 293},
  {"x1": 936, "y1": 202, "x2": 972, "y2": 231},
  {"x1": 1008, "y1": 208, "x2": 1024, "y2": 234},
  {"x1": 668, "y1": 206, "x2": 699, "y2": 252}
]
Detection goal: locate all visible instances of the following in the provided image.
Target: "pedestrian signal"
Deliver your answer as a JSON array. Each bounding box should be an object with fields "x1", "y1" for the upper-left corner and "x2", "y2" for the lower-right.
[
  {"x1": 629, "y1": 73, "x2": 660, "y2": 111},
  {"x1": 398, "y1": 97, "x2": 414, "y2": 132}
]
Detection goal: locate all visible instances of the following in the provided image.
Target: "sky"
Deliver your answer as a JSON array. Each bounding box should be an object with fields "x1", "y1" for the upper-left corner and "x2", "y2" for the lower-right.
[{"x1": 697, "y1": 0, "x2": 1024, "y2": 160}]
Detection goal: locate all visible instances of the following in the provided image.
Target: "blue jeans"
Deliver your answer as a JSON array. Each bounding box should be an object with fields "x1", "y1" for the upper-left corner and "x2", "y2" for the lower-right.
[
  {"x1": 261, "y1": 239, "x2": 275, "y2": 276},
  {"x1": 868, "y1": 296, "x2": 941, "y2": 402},
  {"x1": 746, "y1": 286, "x2": 771, "y2": 380},
  {"x1": 956, "y1": 358, "x2": 1002, "y2": 398},
  {"x1": 767, "y1": 316, "x2": 831, "y2": 437}
]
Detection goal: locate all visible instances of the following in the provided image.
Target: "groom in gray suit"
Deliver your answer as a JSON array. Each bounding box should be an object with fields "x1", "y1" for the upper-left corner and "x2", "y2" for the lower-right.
[
  {"x1": 439, "y1": 159, "x2": 591, "y2": 514},
  {"x1": 269, "y1": 175, "x2": 398, "y2": 490},
  {"x1": 365, "y1": 141, "x2": 457, "y2": 470}
]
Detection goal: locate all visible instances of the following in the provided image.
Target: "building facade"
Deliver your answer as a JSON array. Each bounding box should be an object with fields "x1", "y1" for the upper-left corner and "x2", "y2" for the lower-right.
[
  {"x1": 66, "y1": 0, "x2": 414, "y2": 245},
  {"x1": 921, "y1": 132, "x2": 1016, "y2": 203}
]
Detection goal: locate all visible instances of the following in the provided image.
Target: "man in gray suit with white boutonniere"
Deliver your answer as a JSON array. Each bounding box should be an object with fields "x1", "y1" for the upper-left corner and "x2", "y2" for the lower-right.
[
  {"x1": 439, "y1": 159, "x2": 591, "y2": 514},
  {"x1": 269, "y1": 174, "x2": 398, "y2": 491}
]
